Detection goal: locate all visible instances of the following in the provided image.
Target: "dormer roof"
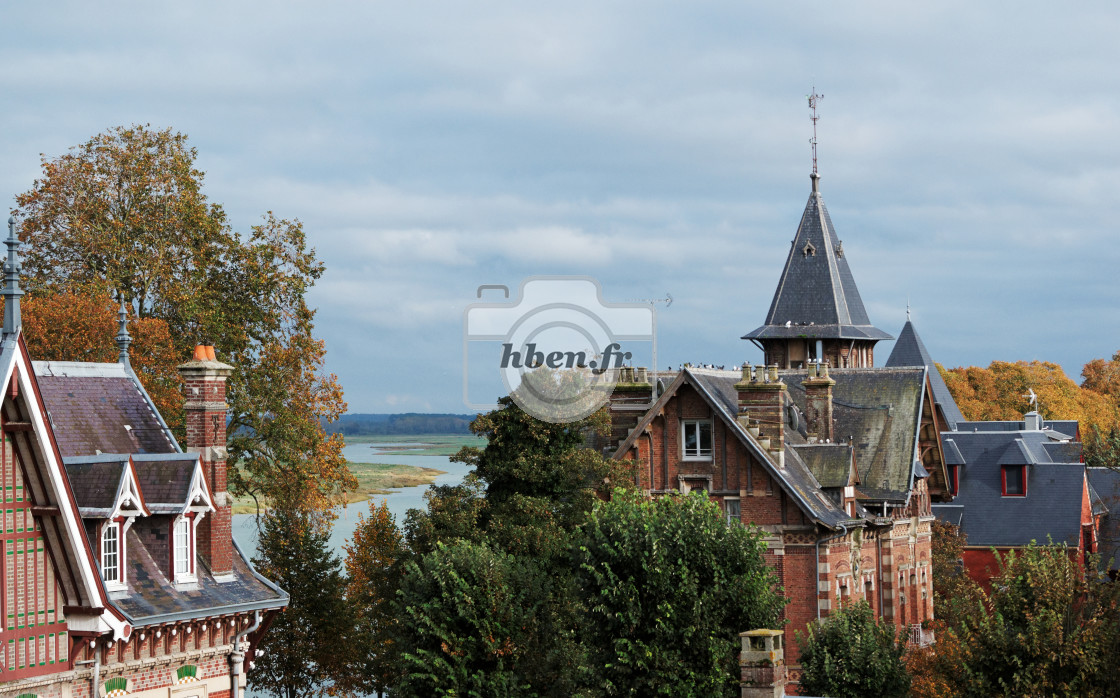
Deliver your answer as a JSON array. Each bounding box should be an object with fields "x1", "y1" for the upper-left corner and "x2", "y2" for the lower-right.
[
  {"x1": 744, "y1": 176, "x2": 892, "y2": 342},
  {"x1": 64, "y1": 454, "x2": 150, "y2": 519},
  {"x1": 131, "y1": 453, "x2": 214, "y2": 515}
]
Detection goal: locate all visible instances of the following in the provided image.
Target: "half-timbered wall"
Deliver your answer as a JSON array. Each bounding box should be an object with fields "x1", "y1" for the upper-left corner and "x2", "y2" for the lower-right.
[{"x1": 0, "y1": 432, "x2": 69, "y2": 680}]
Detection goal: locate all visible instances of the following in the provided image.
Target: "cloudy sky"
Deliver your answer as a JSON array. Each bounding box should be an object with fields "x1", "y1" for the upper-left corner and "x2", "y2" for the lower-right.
[{"x1": 1, "y1": 2, "x2": 1117, "y2": 412}]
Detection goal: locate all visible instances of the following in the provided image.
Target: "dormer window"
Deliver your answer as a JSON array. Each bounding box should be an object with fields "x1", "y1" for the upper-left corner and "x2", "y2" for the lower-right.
[
  {"x1": 682, "y1": 420, "x2": 713, "y2": 460},
  {"x1": 101, "y1": 522, "x2": 123, "y2": 589},
  {"x1": 1001, "y1": 465, "x2": 1026, "y2": 497},
  {"x1": 173, "y1": 516, "x2": 195, "y2": 582}
]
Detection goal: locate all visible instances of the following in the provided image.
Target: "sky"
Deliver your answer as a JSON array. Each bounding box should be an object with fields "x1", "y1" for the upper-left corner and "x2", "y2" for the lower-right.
[{"x1": 1, "y1": 2, "x2": 1118, "y2": 413}]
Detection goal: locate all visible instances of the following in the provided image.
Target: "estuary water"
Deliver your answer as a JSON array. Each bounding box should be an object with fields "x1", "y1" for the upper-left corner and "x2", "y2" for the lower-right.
[{"x1": 232, "y1": 440, "x2": 473, "y2": 560}]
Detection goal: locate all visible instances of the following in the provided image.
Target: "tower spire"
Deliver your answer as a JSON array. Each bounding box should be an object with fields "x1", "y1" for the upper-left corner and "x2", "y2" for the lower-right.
[
  {"x1": 3, "y1": 217, "x2": 23, "y2": 339},
  {"x1": 115, "y1": 299, "x2": 132, "y2": 367},
  {"x1": 808, "y1": 87, "x2": 824, "y2": 190}
]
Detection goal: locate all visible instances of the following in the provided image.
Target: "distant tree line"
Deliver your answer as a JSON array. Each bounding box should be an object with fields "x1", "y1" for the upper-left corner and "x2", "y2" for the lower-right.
[{"x1": 325, "y1": 413, "x2": 477, "y2": 436}]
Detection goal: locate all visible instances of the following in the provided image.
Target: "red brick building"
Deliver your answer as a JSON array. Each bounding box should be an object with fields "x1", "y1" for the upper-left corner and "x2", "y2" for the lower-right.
[
  {"x1": 0, "y1": 223, "x2": 286, "y2": 698},
  {"x1": 607, "y1": 173, "x2": 949, "y2": 668}
]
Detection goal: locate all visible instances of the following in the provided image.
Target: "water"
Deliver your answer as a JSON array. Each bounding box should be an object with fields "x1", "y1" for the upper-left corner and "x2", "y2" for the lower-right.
[{"x1": 232, "y1": 440, "x2": 473, "y2": 561}]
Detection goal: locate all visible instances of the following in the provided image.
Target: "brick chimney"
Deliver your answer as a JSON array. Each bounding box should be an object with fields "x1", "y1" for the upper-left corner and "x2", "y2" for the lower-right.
[
  {"x1": 736, "y1": 365, "x2": 786, "y2": 460},
  {"x1": 739, "y1": 629, "x2": 788, "y2": 698},
  {"x1": 803, "y1": 362, "x2": 836, "y2": 443},
  {"x1": 178, "y1": 344, "x2": 235, "y2": 579}
]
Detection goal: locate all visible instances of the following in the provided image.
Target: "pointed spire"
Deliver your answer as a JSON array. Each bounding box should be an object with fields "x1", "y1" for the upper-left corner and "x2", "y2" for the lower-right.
[
  {"x1": 3, "y1": 217, "x2": 23, "y2": 338},
  {"x1": 115, "y1": 299, "x2": 131, "y2": 367}
]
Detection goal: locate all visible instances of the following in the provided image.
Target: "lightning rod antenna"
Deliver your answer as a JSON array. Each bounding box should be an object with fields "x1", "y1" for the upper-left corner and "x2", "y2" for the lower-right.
[{"x1": 808, "y1": 87, "x2": 823, "y2": 176}]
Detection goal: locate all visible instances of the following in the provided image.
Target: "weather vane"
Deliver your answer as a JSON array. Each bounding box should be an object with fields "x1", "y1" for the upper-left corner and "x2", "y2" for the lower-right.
[{"x1": 808, "y1": 87, "x2": 823, "y2": 175}]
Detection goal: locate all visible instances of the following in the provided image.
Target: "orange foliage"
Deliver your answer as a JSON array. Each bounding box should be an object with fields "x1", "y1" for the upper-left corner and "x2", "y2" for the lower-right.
[
  {"x1": 22, "y1": 290, "x2": 183, "y2": 433},
  {"x1": 940, "y1": 360, "x2": 1119, "y2": 439},
  {"x1": 1082, "y1": 351, "x2": 1120, "y2": 403}
]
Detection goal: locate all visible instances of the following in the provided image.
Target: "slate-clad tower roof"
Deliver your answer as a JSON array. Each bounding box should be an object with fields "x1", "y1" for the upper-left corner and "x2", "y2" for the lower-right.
[
  {"x1": 745, "y1": 174, "x2": 891, "y2": 368},
  {"x1": 886, "y1": 319, "x2": 966, "y2": 430}
]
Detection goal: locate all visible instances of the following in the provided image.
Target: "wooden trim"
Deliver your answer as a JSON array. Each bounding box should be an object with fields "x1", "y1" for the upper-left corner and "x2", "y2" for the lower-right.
[{"x1": 3, "y1": 422, "x2": 32, "y2": 432}]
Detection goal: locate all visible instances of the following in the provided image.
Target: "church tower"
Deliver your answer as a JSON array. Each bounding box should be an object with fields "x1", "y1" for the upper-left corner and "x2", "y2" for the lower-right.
[{"x1": 743, "y1": 172, "x2": 892, "y2": 368}]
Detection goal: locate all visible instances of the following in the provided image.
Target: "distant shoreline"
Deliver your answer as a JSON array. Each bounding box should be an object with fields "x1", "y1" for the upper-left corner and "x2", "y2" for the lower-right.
[{"x1": 230, "y1": 433, "x2": 483, "y2": 514}]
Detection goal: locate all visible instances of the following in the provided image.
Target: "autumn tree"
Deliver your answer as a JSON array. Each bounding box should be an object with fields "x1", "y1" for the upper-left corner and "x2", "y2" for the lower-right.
[
  {"x1": 22, "y1": 290, "x2": 183, "y2": 429},
  {"x1": 797, "y1": 601, "x2": 910, "y2": 698},
  {"x1": 909, "y1": 543, "x2": 1120, "y2": 697},
  {"x1": 929, "y1": 519, "x2": 983, "y2": 628},
  {"x1": 14, "y1": 124, "x2": 354, "y2": 511},
  {"x1": 340, "y1": 500, "x2": 405, "y2": 698}
]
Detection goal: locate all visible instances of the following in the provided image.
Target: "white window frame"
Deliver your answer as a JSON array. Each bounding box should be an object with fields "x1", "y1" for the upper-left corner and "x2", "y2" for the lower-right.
[
  {"x1": 173, "y1": 516, "x2": 195, "y2": 582},
  {"x1": 681, "y1": 420, "x2": 713, "y2": 460},
  {"x1": 724, "y1": 497, "x2": 741, "y2": 526},
  {"x1": 102, "y1": 521, "x2": 124, "y2": 589}
]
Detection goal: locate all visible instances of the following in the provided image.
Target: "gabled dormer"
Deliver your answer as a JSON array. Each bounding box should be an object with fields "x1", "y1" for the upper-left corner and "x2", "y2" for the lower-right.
[
  {"x1": 131, "y1": 454, "x2": 215, "y2": 585},
  {"x1": 64, "y1": 454, "x2": 151, "y2": 592}
]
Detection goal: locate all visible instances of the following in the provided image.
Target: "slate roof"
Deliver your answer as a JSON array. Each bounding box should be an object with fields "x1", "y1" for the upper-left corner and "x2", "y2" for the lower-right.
[
  {"x1": 884, "y1": 320, "x2": 965, "y2": 429},
  {"x1": 113, "y1": 536, "x2": 286, "y2": 625},
  {"x1": 782, "y1": 367, "x2": 926, "y2": 503},
  {"x1": 791, "y1": 443, "x2": 855, "y2": 488},
  {"x1": 64, "y1": 456, "x2": 130, "y2": 514},
  {"x1": 932, "y1": 428, "x2": 1086, "y2": 547},
  {"x1": 957, "y1": 419, "x2": 1078, "y2": 441},
  {"x1": 131, "y1": 454, "x2": 196, "y2": 510},
  {"x1": 629, "y1": 368, "x2": 854, "y2": 530},
  {"x1": 33, "y1": 361, "x2": 179, "y2": 457},
  {"x1": 744, "y1": 177, "x2": 891, "y2": 342},
  {"x1": 1088, "y1": 468, "x2": 1120, "y2": 571}
]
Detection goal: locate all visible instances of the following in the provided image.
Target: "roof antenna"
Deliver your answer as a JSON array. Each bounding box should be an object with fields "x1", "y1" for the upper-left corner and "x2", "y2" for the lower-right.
[
  {"x1": 2, "y1": 217, "x2": 23, "y2": 339},
  {"x1": 808, "y1": 87, "x2": 824, "y2": 191}
]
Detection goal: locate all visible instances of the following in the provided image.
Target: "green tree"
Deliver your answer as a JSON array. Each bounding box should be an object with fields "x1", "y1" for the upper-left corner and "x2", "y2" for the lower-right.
[
  {"x1": 341, "y1": 500, "x2": 405, "y2": 698},
  {"x1": 575, "y1": 490, "x2": 785, "y2": 697},
  {"x1": 929, "y1": 519, "x2": 984, "y2": 629},
  {"x1": 391, "y1": 540, "x2": 558, "y2": 698},
  {"x1": 797, "y1": 601, "x2": 910, "y2": 698},
  {"x1": 14, "y1": 124, "x2": 354, "y2": 512},
  {"x1": 250, "y1": 500, "x2": 352, "y2": 698}
]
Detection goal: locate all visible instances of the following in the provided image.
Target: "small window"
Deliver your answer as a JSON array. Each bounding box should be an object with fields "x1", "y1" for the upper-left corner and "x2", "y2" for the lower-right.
[
  {"x1": 948, "y1": 464, "x2": 959, "y2": 495},
  {"x1": 1001, "y1": 465, "x2": 1026, "y2": 497},
  {"x1": 724, "y1": 499, "x2": 741, "y2": 526},
  {"x1": 101, "y1": 523, "x2": 120, "y2": 584},
  {"x1": 682, "y1": 421, "x2": 713, "y2": 459},
  {"x1": 174, "y1": 517, "x2": 193, "y2": 579}
]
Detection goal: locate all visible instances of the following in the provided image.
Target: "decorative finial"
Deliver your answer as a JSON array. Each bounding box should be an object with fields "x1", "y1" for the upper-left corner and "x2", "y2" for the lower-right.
[
  {"x1": 115, "y1": 298, "x2": 131, "y2": 367},
  {"x1": 906, "y1": 297, "x2": 911, "y2": 322},
  {"x1": 808, "y1": 87, "x2": 824, "y2": 178},
  {"x1": 2, "y1": 217, "x2": 23, "y2": 338}
]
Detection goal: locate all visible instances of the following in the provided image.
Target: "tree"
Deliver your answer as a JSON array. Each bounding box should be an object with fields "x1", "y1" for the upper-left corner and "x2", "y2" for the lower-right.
[
  {"x1": 797, "y1": 601, "x2": 910, "y2": 698},
  {"x1": 14, "y1": 125, "x2": 354, "y2": 512},
  {"x1": 575, "y1": 490, "x2": 785, "y2": 697},
  {"x1": 249, "y1": 499, "x2": 352, "y2": 698},
  {"x1": 909, "y1": 543, "x2": 1120, "y2": 697},
  {"x1": 1081, "y1": 350, "x2": 1120, "y2": 403},
  {"x1": 22, "y1": 289, "x2": 183, "y2": 428},
  {"x1": 391, "y1": 540, "x2": 558, "y2": 698},
  {"x1": 929, "y1": 519, "x2": 983, "y2": 628},
  {"x1": 341, "y1": 500, "x2": 405, "y2": 698}
]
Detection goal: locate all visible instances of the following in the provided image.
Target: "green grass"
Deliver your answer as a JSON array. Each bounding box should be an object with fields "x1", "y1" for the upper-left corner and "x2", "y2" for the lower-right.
[
  {"x1": 343, "y1": 433, "x2": 486, "y2": 456},
  {"x1": 231, "y1": 461, "x2": 448, "y2": 515}
]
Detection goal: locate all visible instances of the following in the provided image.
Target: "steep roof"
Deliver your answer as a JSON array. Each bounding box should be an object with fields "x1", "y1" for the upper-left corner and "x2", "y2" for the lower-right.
[
  {"x1": 885, "y1": 320, "x2": 965, "y2": 429},
  {"x1": 33, "y1": 360, "x2": 179, "y2": 456},
  {"x1": 744, "y1": 176, "x2": 891, "y2": 342},
  {"x1": 783, "y1": 367, "x2": 926, "y2": 502},
  {"x1": 791, "y1": 443, "x2": 856, "y2": 488},
  {"x1": 933, "y1": 428, "x2": 1086, "y2": 547},
  {"x1": 612, "y1": 367, "x2": 854, "y2": 530}
]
